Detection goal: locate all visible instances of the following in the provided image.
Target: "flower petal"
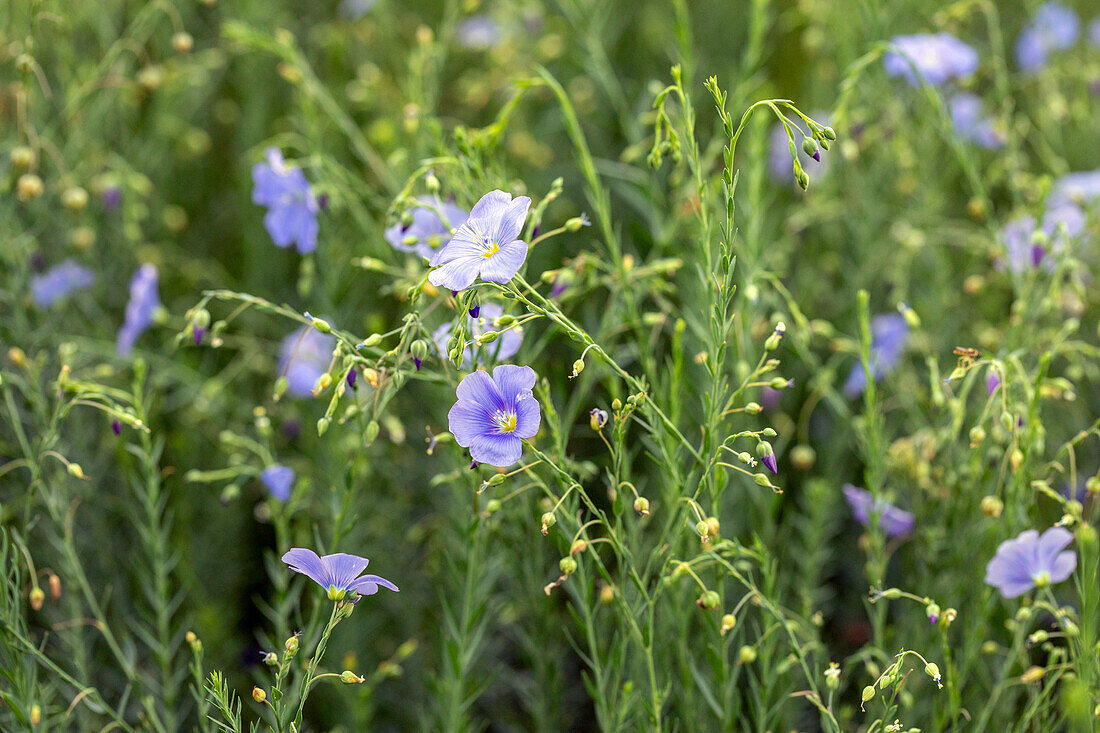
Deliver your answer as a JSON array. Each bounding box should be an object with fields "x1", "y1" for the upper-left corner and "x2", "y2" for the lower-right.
[
  {"x1": 448, "y1": 398, "x2": 495, "y2": 447},
  {"x1": 467, "y1": 190, "x2": 513, "y2": 222},
  {"x1": 349, "y1": 573, "x2": 399, "y2": 595},
  {"x1": 283, "y1": 548, "x2": 329, "y2": 588},
  {"x1": 469, "y1": 432, "x2": 523, "y2": 467},
  {"x1": 428, "y1": 255, "x2": 482, "y2": 291},
  {"x1": 478, "y1": 240, "x2": 527, "y2": 283},
  {"x1": 264, "y1": 207, "x2": 298, "y2": 248},
  {"x1": 322, "y1": 553, "x2": 371, "y2": 590},
  {"x1": 492, "y1": 196, "x2": 531, "y2": 243},
  {"x1": 1050, "y1": 550, "x2": 1077, "y2": 584},
  {"x1": 491, "y1": 364, "x2": 537, "y2": 403},
  {"x1": 512, "y1": 393, "x2": 542, "y2": 439}
]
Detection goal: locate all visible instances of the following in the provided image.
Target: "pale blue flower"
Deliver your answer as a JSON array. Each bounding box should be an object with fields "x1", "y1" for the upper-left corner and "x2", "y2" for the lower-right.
[
  {"x1": 117, "y1": 264, "x2": 160, "y2": 356},
  {"x1": 260, "y1": 465, "x2": 295, "y2": 502},
  {"x1": 1016, "y1": 2, "x2": 1080, "y2": 73},
  {"x1": 428, "y1": 190, "x2": 531, "y2": 291},
  {"x1": 457, "y1": 16, "x2": 501, "y2": 49},
  {"x1": 985, "y1": 527, "x2": 1075, "y2": 598},
  {"x1": 843, "y1": 314, "x2": 909, "y2": 398},
  {"x1": 843, "y1": 484, "x2": 915, "y2": 538},
  {"x1": 448, "y1": 365, "x2": 541, "y2": 467},
  {"x1": 283, "y1": 548, "x2": 398, "y2": 601},
  {"x1": 949, "y1": 93, "x2": 1005, "y2": 149},
  {"x1": 384, "y1": 196, "x2": 469, "y2": 261},
  {"x1": 1052, "y1": 169, "x2": 1100, "y2": 205},
  {"x1": 999, "y1": 202, "x2": 1085, "y2": 272},
  {"x1": 278, "y1": 326, "x2": 336, "y2": 398},
  {"x1": 883, "y1": 33, "x2": 979, "y2": 86},
  {"x1": 252, "y1": 148, "x2": 319, "y2": 254},
  {"x1": 31, "y1": 260, "x2": 94, "y2": 308}
]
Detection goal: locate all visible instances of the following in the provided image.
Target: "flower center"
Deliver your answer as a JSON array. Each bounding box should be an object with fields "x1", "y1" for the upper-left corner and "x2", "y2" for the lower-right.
[
  {"x1": 1031, "y1": 571, "x2": 1051, "y2": 588},
  {"x1": 494, "y1": 410, "x2": 517, "y2": 433},
  {"x1": 477, "y1": 232, "x2": 499, "y2": 258}
]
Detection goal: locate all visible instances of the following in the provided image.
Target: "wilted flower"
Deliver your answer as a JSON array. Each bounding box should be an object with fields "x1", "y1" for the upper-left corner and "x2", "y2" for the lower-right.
[
  {"x1": 385, "y1": 196, "x2": 469, "y2": 261},
  {"x1": 278, "y1": 326, "x2": 336, "y2": 398},
  {"x1": 428, "y1": 190, "x2": 531, "y2": 291},
  {"x1": 117, "y1": 264, "x2": 160, "y2": 356},
  {"x1": 589, "y1": 408, "x2": 608, "y2": 430},
  {"x1": 883, "y1": 33, "x2": 979, "y2": 86},
  {"x1": 282, "y1": 548, "x2": 398, "y2": 601},
  {"x1": 842, "y1": 313, "x2": 909, "y2": 398},
  {"x1": 252, "y1": 148, "x2": 319, "y2": 254},
  {"x1": 31, "y1": 260, "x2": 94, "y2": 308},
  {"x1": 949, "y1": 93, "x2": 1005, "y2": 149},
  {"x1": 260, "y1": 465, "x2": 295, "y2": 502},
  {"x1": 448, "y1": 365, "x2": 541, "y2": 467},
  {"x1": 456, "y1": 16, "x2": 501, "y2": 49},
  {"x1": 432, "y1": 303, "x2": 523, "y2": 368},
  {"x1": 985, "y1": 527, "x2": 1076, "y2": 598},
  {"x1": 999, "y1": 202, "x2": 1085, "y2": 272},
  {"x1": 1016, "y1": 2, "x2": 1080, "y2": 73},
  {"x1": 843, "y1": 484, "x2": 915, "y2": 538}
]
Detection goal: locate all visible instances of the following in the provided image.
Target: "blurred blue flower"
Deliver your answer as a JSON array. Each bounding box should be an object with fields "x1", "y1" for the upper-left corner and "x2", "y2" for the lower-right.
[
  {"x1": 949, "y1": 93, "x2": 1005, "y2": 149},
  {"x1": 1052, "y1": 169, "x2": 1100, "y2": 205},
  {"x1": 985, "y1": 527, "x2": 1075, "y2": 598},
  {"x1": 842, "y1": 313, "x2": 909, "y2": 398},
  {"x1": 986, "y1": 370, "x2": 1001, "y2": 395},
  {"x1": 1090, "y1": 17, "x2": 1100, "y2": 47},
  {"x1": 117, "y1": 264, "x2": 160, "y2": 356},
  {"x1": 433, "y1": 303, "x2": 523, "y2": 369},
  {"x1": 282, "y1": 548, "x2": 398, "y2": 601},
  {"x1": 457, "y1": 16, "x2": 501, "y2": 49},
  {"x1": 999, "y1": 202, "x2": 1085, "y2": 272},
  {"x1": 102, "y1": 186, "x2": 121, "y2": 210},
  {"x1": 252, "y1": 148, "x2": 319, "y2": 254},
  {"x1": 843, "y1": 484, "x2": 915, "y2": 538},
  {"x1": 384, "y1": 195, "x2": 469, "y2": 261},
  {"x1": 428, "y1": 190, "x2": 531, "y2": 291},
  {"x1": 339, "y1": 0, "x2": 376, "y2": 19},
  {"x1": 278, "y1": 326, "x2": 336, "y2": 398},
  {"x1": 448, "y1": 365, "x2": 541, "y2": 467},
  {"x1": 31, "y1": 260, "x2": 94, "y2": 308},
  {"x1": 260, "y1": 464, "x2": 295, "y2": 502},
  {"x1": 883, "y1": 33, "x2": 979, "y2": 86},
  {"x1": 1016, "y1": 2, "x2": 1080, "y2": 73}
]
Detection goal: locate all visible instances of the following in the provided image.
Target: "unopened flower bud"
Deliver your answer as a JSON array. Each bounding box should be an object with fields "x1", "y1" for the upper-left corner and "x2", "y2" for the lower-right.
[
  {"x1": 720, "y1": 613, "x2": 736, "y2": 635},
  {"x1": 769, "y1": 378, "x2": 790, "y2": 389},
  {"x1": 705, "y1": 516, "x2": 720, "y2": 538},
  {"x1": 738, "y1": 645, "x2": 757, "y2": 664},
  {"x1": 1010, "y1": 448, "x2": 1024, "y2": 471},
  {"x1": 570, "y1": 539, "x2": 587, "y2": 555},
  {"x1": 172, "y1": 31, "x2": 194, "y2": 53},
  {"x1": 311, "y1": 317, "x2": 332, "y2": 333},
  {"x1": 611, "y1": 398, "x2": 621, "y2": 411},
  {"x1": 570, "y1": 359, "x2": 585, "y2": 378},
  {"x1": 48, "y1": 573, "x2": 60, "y2": 600},
  {"x1": 62, "y1": 186, "x2": 88, "y2": 211},
  {"x1": 565, "y1": 214, "x2": 591, "y2": 232},
  {"x1": 696, "y1": 520, "x2": 710, "y2": 540},
  {"x1": 599, "y1": 584, "x2": 615, "y2": 604},
  {"x1": 17, "y1": 174, "x2": 44, "y2": 201},
  {"x1": 340, "y1": 670, "x2": 365, "y2": 684},
  {"x1": 425, "y1": 171, "x2": 440, "y2": 192},
  {"x1": 926, "y1": 602, "x2": 940, "y2": 625},
  {"x1": 540, "y1": 512, "x2": 556, "y2": 535},
  {"x1": 252, "y1": 686, "x2": 266, "y2": 703},
  {"x1": 969, "y1": 426, "x2": 986, "y2": 446},
  {"x1": 485, "y1": 499, "x2": 501, "y2": 514},
  {"x1": 10, "y1": 146, "x2": 35, "y2": 168},
  {"x1": 30, "y1": 704, "x2": 41, "y2": 726},
  {"x1": 29, "y1": 587, "x2": 45, "y2": 610},
  {"x1": 67, "y1": 463, "x2": 84, "y2": 479},
  {"x1": 696, "y1": 591, "x2": 720, "y2": 610},
  {"x1": 822, "y1": 126, "x2": 837, "y2": 141},
  {"x1": 861, "y1": 685, "x2": 876, "y2": 707},
  {"x1": 802, "y1": 137, "x2": 820, "y2": 158},
  {"x1": 633, "y1": 496, "x2": 650, "y2": 516},
  {"x1": 313, "y1": 373, "x2": 332, "y2": 394},
  {"x1": 363, "y1": 333, "x2": 383, "y2": 347},
  {"x1": 980, "y1": 495, "x2": 1003, "y2": 517},
  {"x1": 559, "y1": 556, "x2": 577, "y2": 575},
  {"x1": 753, "y1": 473, "x2": 770, "y2": 487},
  {"x1": 745, "y1": 402, "x2": 762, "y2": 414},
  {"x1": 1021, "y1": 666, "x2": 1044, "y2": 684}
]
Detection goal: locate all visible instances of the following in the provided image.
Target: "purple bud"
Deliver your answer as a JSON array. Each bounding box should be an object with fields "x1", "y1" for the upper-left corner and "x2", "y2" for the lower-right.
[
  {"x1": 282, "y1": 419, "x2": 301, "y2": 441},
  {"x1": 1030, "y1": 245, "x2": 1045, "y2": 267},
  {"x1": 762, "y1": 453, "x2": 778, "y2": 475},
  {"x1": 812, "y1": 151, "x2": 821, "y2": 162},
  {"x1": 111, "y1": 419, "x2": 122, "y2": 435},
  {"x1": 414, "y1": 356, "x2": 423, "y2": 371},
  {"x1": 346, "y1": 368, "x2": 357, "y2": 388},
  {"x1": 317, "y1": 193, "x2": 329, "y2": 211},
  {"x1": 986, "y1": 372, "x2": 1001, "y2": 395},
  {"x1": 193, "y1": 327, "x2": 205, "y2": 345},
  {"x1": 469, "y1": 459, "x2": 478, "y2": 469},
  {"x1": 468, "y1": 305, "x2": 481, "y2": 319},
  {"x1": 928, "y1": 612, "x2": 939, "y2": 625},
  {"x1": 102, "y1": 187, "x2": 121, "y2": 210},
  {"x1": 531, "y1": 224, "x2": 541, "y2": 239}
]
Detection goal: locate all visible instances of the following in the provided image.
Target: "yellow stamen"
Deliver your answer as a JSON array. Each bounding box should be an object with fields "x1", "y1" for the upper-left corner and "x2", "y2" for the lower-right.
[{"x1": 495, "y1": 411, "x2": 517, "y2": 433}]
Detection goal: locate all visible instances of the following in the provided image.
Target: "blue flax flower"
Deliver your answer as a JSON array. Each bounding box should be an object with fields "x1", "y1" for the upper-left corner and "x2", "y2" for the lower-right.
[
  {"x1": 985, "y1": 527, "x2": 1076, "y2": 598},
  {"x1": 457, "y1": 16, "x2": 502, "y2": 49},
  {"x1": 1016, "y1": 2, "x2": 1080, "y2": 73},
  {"x1": 1052, "y1": 169, "x2": 1100, "y2": 206},
  {"x1": 252, "y1": 148, "x2": 319, "y2": 254},
  {"x1": 949, "y1": 93, "x2": 1005, "y2": 149},
  {"x1": 433, "y1": 303, "x2": 523, "y2": 369},
  {"x1": 843, "y1": 313, "x2": 909, "y2": 398},
  {"x1": 260, "y1": 465, "x2": 295, "y2": 502},
  {"x1": 31, "y1": 260, "x2": 94, "y2": 308},
  {"x1": 843, "y1": 484, "x2": 915, "y2": 538},
  {"x1": 385, "y1": 196, "x2": 469, "y2": 261},
  {"x1": 278, "y1": 326, "x2": 336, "y2": 398},
  {"x1": 1090, "y1": 17, "x2": 1100, "y2": 47},
  {"x1": 117, "y1": 264, "x2": 160, "y2": 356},
  {"x1": 428, "y1": 190, "x2": 531, "y2": 292},
  {"x1": 999, "y1": 202, "x2": 1085, "y2": 273},
  {"x1": 883, "y1": 33, "x2": 979, "y2": 87},
  {"x1": 448, "y1": 365, "x2": 541, "y2": 467},
  {"x1": 282, "y1": 548, "x2": 398, "y2": 601},
  {"x1": 339, "y1": 0, "x2": 376, "y2": 19}
]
